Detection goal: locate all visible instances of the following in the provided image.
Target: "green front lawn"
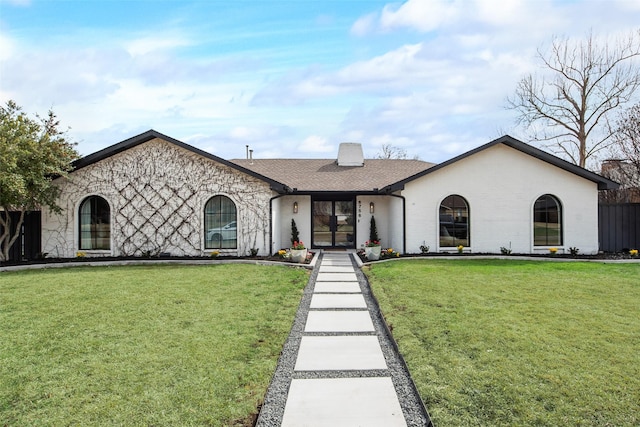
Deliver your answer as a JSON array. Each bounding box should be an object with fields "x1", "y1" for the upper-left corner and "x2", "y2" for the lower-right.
[
  {"x1": 367, "y1": 260, "x2": 640, "y2": 426},
  {"x1": 0, "y1": 264, "x2": 308, "y2": 426}
]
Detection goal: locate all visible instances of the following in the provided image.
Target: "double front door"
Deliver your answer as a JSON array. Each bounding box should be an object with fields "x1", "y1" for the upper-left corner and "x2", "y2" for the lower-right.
[{"x1": 312, "y1": 199, "x2": 355, "y2": 249}]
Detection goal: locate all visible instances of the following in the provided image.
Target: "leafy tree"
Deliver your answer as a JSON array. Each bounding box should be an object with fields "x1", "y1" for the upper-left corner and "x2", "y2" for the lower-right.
[
  {"x1": 0, "y1": 100, "x2": 79, "y2": 261},
  {"x1": 508, "y1": 30, "x2": 640, "y2": 168}
]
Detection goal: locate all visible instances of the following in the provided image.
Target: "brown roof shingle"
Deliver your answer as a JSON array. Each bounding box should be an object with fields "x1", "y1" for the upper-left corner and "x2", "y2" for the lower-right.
[{"x1": 230, "y1": 158, "x2": 434, "y2": 192}]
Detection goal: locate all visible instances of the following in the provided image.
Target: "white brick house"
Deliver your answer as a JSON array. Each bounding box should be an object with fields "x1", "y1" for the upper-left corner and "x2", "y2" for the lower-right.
[
  {"x1": 42, "y1": 131, "x2": 283, "y2": 258},
  {"x1": 41, "y1": 130, "x2": 617, "y2": 258}
]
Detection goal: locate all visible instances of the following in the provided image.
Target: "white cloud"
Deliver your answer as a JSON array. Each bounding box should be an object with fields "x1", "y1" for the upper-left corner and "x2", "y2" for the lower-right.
[
  {"x1": 3, "y1": 0, "x2": 639, "y2": 165},
  {"x1": 350, "y1": 12, "x2": 377, "y2": 36},
  {"x1": 352, "y1": 0, "x2": 566, "y2": 38},
  {"x1": 125, "y1": 35, "x2": 192, "y2": 57},
  {"x1": 617, "y1": 0, "x2": 640, "y2": 11},
  {"x1": 253, "y1": 43, "x2": 434, "y2": 105},
  {"x1": 380, "y1": 0, "x2": 459, "y2": 33},
  {"x1": 299, "y1": 135, "x2": 335, "y2": 153},
  {"x1": 0, "y1": 33, "x2": 14, "y2": 62},
  {"x1": 473, "y1": 0, "x2": 526, "y2": 26},
  {"x1": 334, "y1": 43, "x2": 426, "y2": 86},
  {"x1": 227, "y1": 125, "x2": 283, "y2": 142},
  {"x1": 370, "y1": 133, "x2": 414, "y2": 148},
  {"x1": 1, "y1": 47, "x2": 123, "y2": 107}
]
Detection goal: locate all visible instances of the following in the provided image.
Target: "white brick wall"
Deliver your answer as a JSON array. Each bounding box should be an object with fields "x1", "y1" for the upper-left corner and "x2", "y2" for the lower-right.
[
  {"x1": 402, "y1": 144, "x2": 600, "y2": 254},
  {"x1": 40, "y1": 138, "x2": 602, "y2": 258},
  {"x1": 41, "y1": 138, "x2": 274, "y2": 258}
]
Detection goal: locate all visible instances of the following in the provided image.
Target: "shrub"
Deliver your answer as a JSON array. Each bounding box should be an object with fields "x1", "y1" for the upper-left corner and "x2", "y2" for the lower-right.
[
  {"x1": 291, "y1": 219, "x2": 299, "y2": 245},
  {"x1": 369, "y1": 216, "x2": 379, "y2": 243}
]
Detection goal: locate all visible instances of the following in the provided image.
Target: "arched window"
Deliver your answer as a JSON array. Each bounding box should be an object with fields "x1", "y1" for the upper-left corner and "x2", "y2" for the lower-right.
[
  {"x1": 534, "y1": 194, "x2": 562, "y2": 246},
  {"x1": 205, "y1": 195, "x2": 237, "y2": 249},
  {"x1": 79, "y1": 196, "x2": 110, "y2": 250},
  {"x1": 439, "y1": 195, "x2": 469, "y2": 247}
]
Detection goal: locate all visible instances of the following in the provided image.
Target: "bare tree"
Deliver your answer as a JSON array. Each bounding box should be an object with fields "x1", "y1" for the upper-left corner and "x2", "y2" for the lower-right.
[
  {"x1": 376, "y1": 144, "x2": 419, "y2": 160},
  {"x1": 508, "y1": 30, "x2": 640, "y2": 168},
  {"x1": 601, "y1": 103, "x2": 640, "y2": 202},
  {"x1": 613, "y1": 103, "x2": 640, "y2": 176}
]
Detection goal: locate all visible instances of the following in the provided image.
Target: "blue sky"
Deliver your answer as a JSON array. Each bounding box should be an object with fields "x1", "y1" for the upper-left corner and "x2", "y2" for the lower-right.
[{"x1": 1, "y1": 0, "x2": 639, "y2": 163}]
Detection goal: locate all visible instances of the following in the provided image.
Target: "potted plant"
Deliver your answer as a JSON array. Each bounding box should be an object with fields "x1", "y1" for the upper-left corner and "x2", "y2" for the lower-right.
[
  {"x1": 364, "y1": 240, "x2": 382, "y2": 260},
  {"x1": 290, "y1": 240, "x2": 308, "y2": 263}
]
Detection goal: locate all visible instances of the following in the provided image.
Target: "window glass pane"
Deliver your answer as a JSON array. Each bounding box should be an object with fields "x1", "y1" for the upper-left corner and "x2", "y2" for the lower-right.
[
  {"x1": 439, "y1": 195, "x2": 469, "y2": 247},
  {"x1": 205, "y1": 196, "x2": 237, "y2": 249},
  {"x1": 313, "y1": 201, "x2": 332, "y2": 247},
  {"x1": 80, "y1": 200, "x2": 92, "y2": 249},
  {"x1": 533, "y1": 195, "x2": 562, "y2": 246},
  {"x1": 79, "y1": 196, "x2": 110, "y2": 250},
  {"x1": 335, "y1": 201, "x2": 354, "y2": 247}
]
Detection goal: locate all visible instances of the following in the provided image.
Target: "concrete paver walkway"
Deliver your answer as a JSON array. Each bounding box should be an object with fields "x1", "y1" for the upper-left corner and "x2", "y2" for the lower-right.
[{"x1": 256, "y1": 251, "x2": 432, "y2": 426}]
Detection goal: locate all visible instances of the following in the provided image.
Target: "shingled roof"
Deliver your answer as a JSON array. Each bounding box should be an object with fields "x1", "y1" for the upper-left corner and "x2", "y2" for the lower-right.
[
  {"x1": 231, "y1": 158, "x2": 435, "y2": 193},
  {"x1": 69, "y1": 130, "x2": 291, "y2": 192},
  {"x1": 71, "y1": 131, "x2": 617, "y2": 195}
]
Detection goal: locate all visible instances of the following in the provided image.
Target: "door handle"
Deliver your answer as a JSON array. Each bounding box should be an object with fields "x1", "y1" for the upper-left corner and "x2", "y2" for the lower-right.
[{"x1": 329, "y1": 216, "x2": 337, "y2": 231}]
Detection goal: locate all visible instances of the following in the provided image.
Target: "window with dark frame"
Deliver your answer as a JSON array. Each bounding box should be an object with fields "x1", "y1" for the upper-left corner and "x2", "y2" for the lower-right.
[
  {"x1": 533, "y1": 194, "x2": 562, "y2": 246},
  {"x1": 204, "y1": 195, "x2": 237, "y2": 249},
  {"x1": 79, "y1": 196, "x2": 110, "y2": 250},
  {"x1": 439, "y1": 195, "x2": 469, "y2": 247}
]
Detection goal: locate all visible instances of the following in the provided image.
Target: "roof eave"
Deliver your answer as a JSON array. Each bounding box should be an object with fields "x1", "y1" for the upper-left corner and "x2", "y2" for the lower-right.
[
  {"x1": 386, "y1": 135, "x2": 620, "y2": 191},
  {"x1": 496, "y1": 136, "x2": 620, "y2": 190},
  {"x1": 284, "y1": 189, "x2": 383, "y2": 195},
  {"x1": 71, "y1": 129, "x2": 289, "y2": 191}
]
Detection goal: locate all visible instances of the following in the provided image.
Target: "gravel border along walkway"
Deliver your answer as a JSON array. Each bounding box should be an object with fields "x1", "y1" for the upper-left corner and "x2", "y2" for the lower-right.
[{"x1": 256, "y1": 251, "x2": 433, "y2": 426}]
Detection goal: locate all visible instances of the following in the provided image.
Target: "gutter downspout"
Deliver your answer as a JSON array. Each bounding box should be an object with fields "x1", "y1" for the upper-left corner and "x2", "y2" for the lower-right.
[
  {"x1": 388, "y1": 193, "x2": 406, "y2": 254},
  {"x1": 269, "y1": 193, "x2": 289, "y2": 256}
]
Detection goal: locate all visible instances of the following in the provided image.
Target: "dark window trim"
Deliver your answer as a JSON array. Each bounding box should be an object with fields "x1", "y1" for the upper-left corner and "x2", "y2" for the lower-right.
[
  {"x1": 78, "y1": 195, "x2": 111, "y2": 250},
  {"x1": 439, "y1": 194, "x2": 470, "y2": 248},
  {"x1": 204, "y1": 195, "x2": 238, "y2": 250},
  {"x1": 533, "y1": 194, "x2": 563, "y2": 246}
]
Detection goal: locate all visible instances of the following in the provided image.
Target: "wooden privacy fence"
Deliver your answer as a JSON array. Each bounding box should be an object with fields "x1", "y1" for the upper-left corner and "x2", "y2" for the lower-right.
[{"x1": 599, "y1": 204, "x2": 640, "y2": 252}]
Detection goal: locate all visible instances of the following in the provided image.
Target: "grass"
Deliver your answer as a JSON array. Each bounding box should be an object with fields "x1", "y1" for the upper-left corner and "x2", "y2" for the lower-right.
[
  {"x1": 366, "y1": 259, "x2": 640, "y2": 426},
  {"x1": 0, "y1": 264, "x2": 308, "y2": 426}
]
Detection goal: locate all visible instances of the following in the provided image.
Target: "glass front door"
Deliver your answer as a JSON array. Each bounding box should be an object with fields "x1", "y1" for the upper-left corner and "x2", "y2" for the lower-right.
[{"x1": 312, "y1": 199, "x2": 355, "y2": 248}]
